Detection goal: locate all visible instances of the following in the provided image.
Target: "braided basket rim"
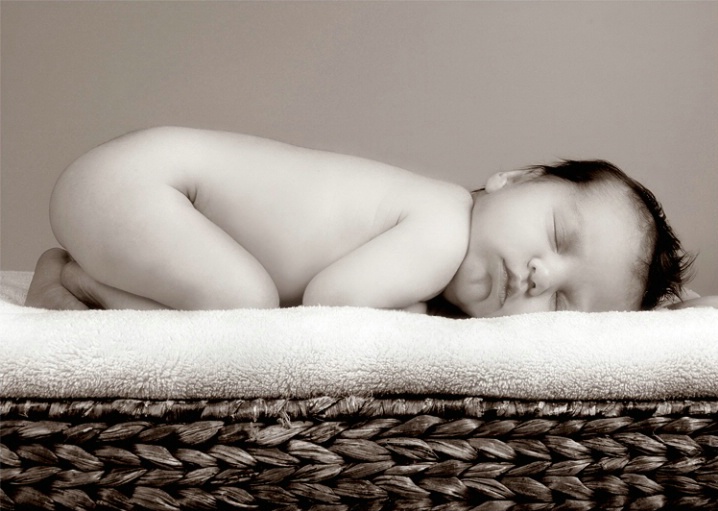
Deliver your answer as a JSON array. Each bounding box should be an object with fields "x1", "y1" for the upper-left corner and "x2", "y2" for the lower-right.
[{"x1": 3, "y1": 396, "x2": 718, "y2": 423}]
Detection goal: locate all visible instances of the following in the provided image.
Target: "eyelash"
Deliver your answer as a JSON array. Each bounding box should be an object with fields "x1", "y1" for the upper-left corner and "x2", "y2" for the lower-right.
[
  {"x1": 552, "y1": 215, "x2": 561, "y2": 311},
  {"x1": 552, "y1": 214, "x2": 560, "y2": 252}
]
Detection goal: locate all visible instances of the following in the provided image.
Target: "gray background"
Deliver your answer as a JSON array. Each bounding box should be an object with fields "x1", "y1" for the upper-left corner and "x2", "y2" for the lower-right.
[{"x1": 2, "y1": 1, "x2": 717, "y2": 295}]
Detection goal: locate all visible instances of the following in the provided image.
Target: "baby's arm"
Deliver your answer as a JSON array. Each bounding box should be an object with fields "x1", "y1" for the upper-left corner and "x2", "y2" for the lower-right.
[
  {"x1": 403, "y1": 302, "x2": 429, "y2": 314},
  {"x1": 303, "y1": 192, "x2": 470, "y2": 310}
]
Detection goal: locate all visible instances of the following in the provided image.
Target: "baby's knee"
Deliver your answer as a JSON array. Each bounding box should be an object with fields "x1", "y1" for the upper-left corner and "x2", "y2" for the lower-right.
[
  {"x1": 243, "y1": 285, "x2": 280, "y2": 309},
  {"x1": 176, "y1": 273, "x2": 280, "y2": 310}
]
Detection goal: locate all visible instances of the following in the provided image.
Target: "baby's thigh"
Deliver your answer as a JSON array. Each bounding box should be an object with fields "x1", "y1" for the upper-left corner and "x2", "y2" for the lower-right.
[{"x1": 50, "y1": 169, "x2": 278, "y2": 310}]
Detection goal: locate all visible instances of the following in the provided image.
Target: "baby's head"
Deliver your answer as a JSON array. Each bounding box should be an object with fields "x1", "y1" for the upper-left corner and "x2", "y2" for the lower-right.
[{"x1": 442, "y1": 160, "x2": 693, "y2": 317}]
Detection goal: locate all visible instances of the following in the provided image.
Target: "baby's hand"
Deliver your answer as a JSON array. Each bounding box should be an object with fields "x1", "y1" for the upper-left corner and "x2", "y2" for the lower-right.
[
  {"x1": 402, "y1": 302, "x2": 428, "y2": 314},
  {"x1": 666, "y1": 296, "x2": 718, "y2": 310}
]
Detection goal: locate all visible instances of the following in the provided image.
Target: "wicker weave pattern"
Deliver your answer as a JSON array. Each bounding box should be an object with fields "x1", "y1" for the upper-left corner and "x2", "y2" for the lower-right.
[{"x1": 2, "y1": 397, "x2": 718, "y2": 510}]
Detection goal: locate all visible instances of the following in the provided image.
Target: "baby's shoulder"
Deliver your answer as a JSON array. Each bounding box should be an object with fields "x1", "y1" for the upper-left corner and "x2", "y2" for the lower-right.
[
  {"x1": 388, "y1": 176, "x2": 472, "y2": 259},
  {"x1": 398, "y1": 175, "x2": 473, "y2": 221}
]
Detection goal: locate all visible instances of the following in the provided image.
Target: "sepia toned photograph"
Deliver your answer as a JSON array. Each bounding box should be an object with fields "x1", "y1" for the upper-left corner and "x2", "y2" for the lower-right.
[{"x1": 1, "y1": 1, "x2": 717, "y2": 509}]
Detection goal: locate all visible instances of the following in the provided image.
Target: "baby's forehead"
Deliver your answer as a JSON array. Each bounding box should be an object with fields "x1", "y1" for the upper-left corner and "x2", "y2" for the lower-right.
[{"x1": 556, "y1": 177, "x2": 646, "y2": 224}]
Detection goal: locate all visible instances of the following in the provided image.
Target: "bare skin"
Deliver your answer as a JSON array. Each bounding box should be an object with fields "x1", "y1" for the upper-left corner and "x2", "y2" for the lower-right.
[
  {"x1": 26, "y1": 248, "x2": 431, "y2": 312},
  {"x1": 26, "y1": 248, "x2": 89, "y2": 310},
  {"x1": 29, "y1": 126, "x2": 470, "y2": 311},
  {"x1": 25, "y1": 126, "x2": 716, "y2": 315},
  {"x1": 26, "y1": 248, "x2": 165, "y2": 310},
  {"x1": 663, "y1": 295, "x2": 718, "y2": 310},
  {"x1": 26, "y1": 247, "x2": 718, "y2": 312}
]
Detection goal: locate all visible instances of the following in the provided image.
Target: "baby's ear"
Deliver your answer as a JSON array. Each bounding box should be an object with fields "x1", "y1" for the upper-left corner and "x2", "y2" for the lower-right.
[{"x1": 485, "y1": 169, "x2": 543, "y2": 193}]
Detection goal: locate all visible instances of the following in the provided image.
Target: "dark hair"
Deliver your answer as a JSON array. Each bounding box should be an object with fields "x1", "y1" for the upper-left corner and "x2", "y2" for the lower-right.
[{"x1": 525, "y1": 159, "x2": 695, "y2": 310}]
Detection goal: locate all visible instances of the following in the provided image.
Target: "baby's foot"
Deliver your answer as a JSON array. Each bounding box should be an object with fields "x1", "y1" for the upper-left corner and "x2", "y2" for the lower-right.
[
  {"x1": 25, "y1": 248, "x2": 89, "y2": 310},
  {"x1": 60, "y1": 260, "x2": 107, "y2": 309}
]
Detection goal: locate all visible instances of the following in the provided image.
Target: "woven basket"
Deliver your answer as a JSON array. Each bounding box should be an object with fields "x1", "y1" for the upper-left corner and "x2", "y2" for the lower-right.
[{"x1": 2, "y1": 396, "x2": 718, "y2": 510}]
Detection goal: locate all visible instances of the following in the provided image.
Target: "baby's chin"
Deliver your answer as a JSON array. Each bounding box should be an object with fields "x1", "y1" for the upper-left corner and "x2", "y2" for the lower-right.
[{"x1": 464, "y1": 299, "x2": 534, "y2": 318}]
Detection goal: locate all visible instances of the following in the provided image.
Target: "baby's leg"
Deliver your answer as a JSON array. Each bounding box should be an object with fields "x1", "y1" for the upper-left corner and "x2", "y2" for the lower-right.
[
  {"x1": 61, "y1": 259, "x2": 167, "y2": 309},
  {"x1": 50, "y1": 170, "x2": 279, "y2": 310},
  {"x1": 26, "y1": 248, "x2": 89, "y2": 309},
  {"x1": 25, "y1": 248, "x2": 163, "y2": 310}
]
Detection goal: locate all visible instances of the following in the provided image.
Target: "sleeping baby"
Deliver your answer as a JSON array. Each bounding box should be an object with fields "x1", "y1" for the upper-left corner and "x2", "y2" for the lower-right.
[{"x1": 26, "y1": 126, "x2": 710, "y2": 316}]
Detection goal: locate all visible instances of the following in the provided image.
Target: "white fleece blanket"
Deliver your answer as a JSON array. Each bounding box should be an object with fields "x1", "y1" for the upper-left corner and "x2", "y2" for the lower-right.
[{"x1": 1, "y1": 271, "x2": 718, "y2": 401}]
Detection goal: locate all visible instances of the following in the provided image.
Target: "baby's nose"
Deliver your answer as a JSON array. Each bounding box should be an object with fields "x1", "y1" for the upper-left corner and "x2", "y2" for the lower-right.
[{"x1": 527, "y1": 258, "x2": 552, "y2": 296}]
